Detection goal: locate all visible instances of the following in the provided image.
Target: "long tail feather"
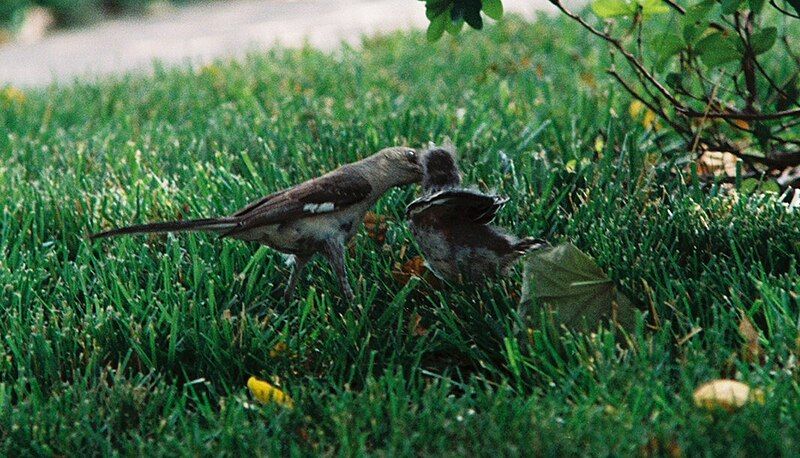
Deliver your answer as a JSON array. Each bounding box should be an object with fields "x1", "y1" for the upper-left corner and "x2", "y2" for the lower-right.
[{"x1": 90, "y1": 217, "x2": 238, "y2": 240}]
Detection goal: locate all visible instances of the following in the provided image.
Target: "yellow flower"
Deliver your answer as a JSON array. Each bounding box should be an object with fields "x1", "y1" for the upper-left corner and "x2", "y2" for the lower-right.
[{"x1": 247, "y1": 376, "x2": 294, "y2": 408}]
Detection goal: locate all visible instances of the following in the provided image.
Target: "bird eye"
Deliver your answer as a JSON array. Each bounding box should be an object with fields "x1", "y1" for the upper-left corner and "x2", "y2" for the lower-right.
[{"x1": 405, "y1": 149, "x2": 417, "y2": 163}]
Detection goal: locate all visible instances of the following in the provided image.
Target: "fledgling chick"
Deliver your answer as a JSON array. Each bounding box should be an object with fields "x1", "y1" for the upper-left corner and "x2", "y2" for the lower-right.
[
  {"x1": 91, "y1": 147, "x2": 423, "y2": 302},
  {"x1": 406, "y1": 146, "x2": 546, "y2": 282}
]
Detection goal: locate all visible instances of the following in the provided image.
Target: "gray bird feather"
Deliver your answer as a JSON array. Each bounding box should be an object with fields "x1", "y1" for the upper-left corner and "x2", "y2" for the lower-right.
[{"x1": 91, "y1": 146, "x2": 424, "y2": 301}]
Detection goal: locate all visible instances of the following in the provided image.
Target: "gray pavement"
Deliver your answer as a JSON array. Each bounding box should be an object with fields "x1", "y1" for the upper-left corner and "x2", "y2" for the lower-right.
[{"x1": 0, "y1": 0, "x2": 567, "y2": 87}]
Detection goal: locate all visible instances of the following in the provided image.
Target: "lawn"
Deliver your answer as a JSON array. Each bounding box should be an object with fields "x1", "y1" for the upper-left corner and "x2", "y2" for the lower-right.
[{"x1": 1, "y1": 14, "x2": 799, "y2": 456}]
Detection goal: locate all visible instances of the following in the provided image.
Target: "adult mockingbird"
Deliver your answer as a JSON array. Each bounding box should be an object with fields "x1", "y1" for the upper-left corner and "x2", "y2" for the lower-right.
[
  {"x1": 406, "y1": 146, "x2": 546, "y2": 282},
  {"x1": 92, "y1": 146, "x2": 423, "y2": 301}
]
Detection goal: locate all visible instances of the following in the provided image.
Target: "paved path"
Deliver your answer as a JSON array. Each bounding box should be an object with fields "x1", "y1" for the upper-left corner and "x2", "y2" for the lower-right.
[{"x1": 0, "y1": 0, "x2": 567, "y2": 87}]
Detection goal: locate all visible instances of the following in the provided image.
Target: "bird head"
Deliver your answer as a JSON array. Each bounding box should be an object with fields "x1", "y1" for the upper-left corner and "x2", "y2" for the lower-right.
[
  {"x1": 421, "y1": 144, "x2": 461, "y2": 193},
  {"x1": 369, "y1": 146, "x2": 424, "y2": 186}
]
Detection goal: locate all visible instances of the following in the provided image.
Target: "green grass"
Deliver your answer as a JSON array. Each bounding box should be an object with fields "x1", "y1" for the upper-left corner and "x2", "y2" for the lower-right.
[{"x1": 1, "y1": 14, "x2": 799, "y2": 456}]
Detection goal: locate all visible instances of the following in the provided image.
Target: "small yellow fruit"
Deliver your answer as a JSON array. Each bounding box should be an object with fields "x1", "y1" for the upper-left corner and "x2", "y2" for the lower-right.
[
  {"x1": 247, "y1": 376, "x2": 294, "y2": 409},
  {"x1": 693, "y1": 379, "x2": 762, "y2": 412}
]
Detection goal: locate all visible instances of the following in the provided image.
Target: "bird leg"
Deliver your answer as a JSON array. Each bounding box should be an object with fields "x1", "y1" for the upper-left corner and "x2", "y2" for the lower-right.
[
  {"x1": 322, "y1": 238, "x2": 355, "y2": 301},
  {"x1": 283, "y1": 254, "x2": 311, "y2": 302}
]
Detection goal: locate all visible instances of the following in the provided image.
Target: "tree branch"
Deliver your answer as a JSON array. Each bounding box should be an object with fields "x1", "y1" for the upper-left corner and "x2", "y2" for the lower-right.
[
  {"x1": 607, "y1": 69, "x2": 690, "y2": 136},
  {"x1": 685, "y1": 107, "x2": 800, "y2": 120},
  {"x1": 770, "y1": 0, "x2": 800, "y2": 19},
  {"x1": 547, "y1": 0, "x2": 685, "y2": 109},
  {"x1": 662, "y1": 0, "x2": 686, "y2": 14}
]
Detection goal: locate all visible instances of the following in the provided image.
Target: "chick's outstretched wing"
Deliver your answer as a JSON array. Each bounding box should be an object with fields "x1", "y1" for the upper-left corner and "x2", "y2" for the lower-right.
[{"x1": 406, "y1": 189, "x2": 507, "y2": 226}]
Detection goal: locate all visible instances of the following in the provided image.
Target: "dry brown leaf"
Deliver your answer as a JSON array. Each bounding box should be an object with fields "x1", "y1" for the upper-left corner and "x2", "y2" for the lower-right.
[
  {"x1": 695, "y1": 151, "x2": 739, "y2": 177},
  {"x1": 408, "y1": 312, "x2": 428, "y2": 336},
  {"x1": 738, "y1": 313, "x2": 764, "y2": 365},
  {"x1": 363, "y1": 211, "x2": 388, "y2": 244},
  {"x1": 693, "y1": 379, "x2": 763, "y2": 412},
  {"x1": 731, "y1": 119, "x2": 750, "y2": 130},
  {"x1": 642, "y1": 438, "x2": 683, "y2": 458},
  {"x1": 580, "y1": 72, "x2": 597, "y2": 90},
  {"x1": 269, "y1": 341, "x2": 288, "y2": 358},
  {"x1": 392, "y1": 256, "x2": 427, "y2": 286}
]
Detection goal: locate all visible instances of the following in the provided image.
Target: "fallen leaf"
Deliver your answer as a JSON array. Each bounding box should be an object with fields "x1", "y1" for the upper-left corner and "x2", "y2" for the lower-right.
[
  {"x1": 628, "y1": 100, "x2": 660, "y2": 130},
  {"x1": 363, "y1": 211, "x2": 388, "y2": 244},
  {"x1": 521, "y1": 243, "x2": 635, "y2": 331},
  {"x1": 1, "y1": 87, "x2": 26, "y2": 106},
  {"x1": 738, "y1": 313, "x2": 764, "y2": 365},
  {"x1": 408, "y1": 312, "x2": 428, "y2": 336},
  {"x1": 629, "y1": 100, "x2": 645, "y2": 118},
  {"x1": 642, "y1": 109, "x2": 660, "y2": 131},
  {"x1": 247, "y1": 376, "x2": 294, "y2": 408},
  {"x1": 693, "y1": 379, "x2": 763, "y2": 412},
  {"x1": 270, "y1": 341, "x2": 288, "y2": 358},
  {"x1": 642, "y1": 437, "x2": 683, "y2": 458},
  {"x1": 732, "y1": 119, "x2": 750, "y2": 130},
  {"x1": 594, "y1": 136, "x2": 605, "y2": 153},
  {"x1": 392, "y1": 256, "x2": 428, "y2": 286},
  {"x1": 695, "y1": 151, "x2": 739, "y2": 177},
  {"x1": 580, "y1": 72, "x2": 597, "y2": 90}
]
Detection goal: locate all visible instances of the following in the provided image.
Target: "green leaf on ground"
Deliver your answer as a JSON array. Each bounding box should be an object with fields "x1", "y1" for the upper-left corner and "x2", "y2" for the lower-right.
[{"x1": 522, "y1": 243, "x2": 635, "y2": 331}]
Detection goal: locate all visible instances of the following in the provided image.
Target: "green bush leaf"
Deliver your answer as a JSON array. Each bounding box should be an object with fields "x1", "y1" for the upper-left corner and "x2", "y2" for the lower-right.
[
  {"x1": 666, "y1": 72, "x2": 684, "y2": 89},
  {"x1": 748, "y1": 0, "x2": 766, "y2": 12},
  {"x1": 446, "y1": 17, "x2": 464, "y2": 35},
  {"x1": 427, "y1": 12, "x2": 448, "y2": 41},
  {"x1": 483, "y1": 0, "x2": 504, "y2": 20},
  {"x1": 464, "y1": 4, "x2": 483, "y2": 29},
  {"x1": 750, "y1": 27, "x2": 777, "y2": 55},
  {"x1": 592, "y1": 0, "x2": 637, "y2": 17},
  {"x1": 655, "y1": 33, "x2": 685, "y2": 68},
  {"x1": 696, "y1": 32, "x2": 742, "y2": 67},
  {"x1": 787, "y1": 0, "x2": 800, "y2": 15},
  {"x1": 425, "y1": 0, "x2": 450, "y2": 20},
  {"x1": 522, "y1": 243, "x2": 635, "y2": 331},
  {"x1": 639, "y1": 0, "x2": 669, "y2": 15},
  {"x1": 721, "y1": 0, "x2": 743, "y2": 13},
  {"x1": 682, "y1": 0, "x2": 715, "y2": 43}
]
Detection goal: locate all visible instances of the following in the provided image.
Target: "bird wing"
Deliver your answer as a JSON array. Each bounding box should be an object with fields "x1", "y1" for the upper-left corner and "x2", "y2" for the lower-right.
[
  {"x1": 223, "y1": 170, "x2": 373, "y2": 237},
  {"x1": 406, "y1": 189, "x2": 508, "y2": 225}
]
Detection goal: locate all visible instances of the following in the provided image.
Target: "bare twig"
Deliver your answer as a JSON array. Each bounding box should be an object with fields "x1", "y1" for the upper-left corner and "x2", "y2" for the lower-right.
[
  {"x1": 547, "y1": 0, "x2": 686, "y2": 109},
  {"x1": 770, "y1": 0, "x2": 800, "y2": 19},
  {"x1": 607, "y1": 69, "x2": 690, "y2": 136},
  {"x1": 662, "y1": 0, "x2": 686, "y2": 14},
  {"x1": 685, "y1": 107, "x2": 800, "y2": 120}
]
